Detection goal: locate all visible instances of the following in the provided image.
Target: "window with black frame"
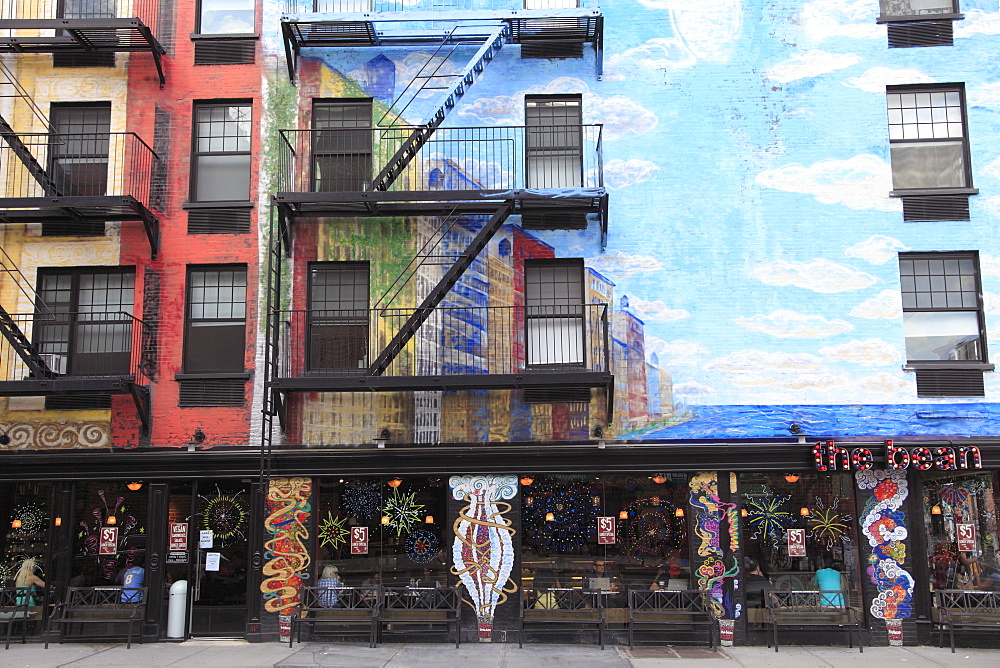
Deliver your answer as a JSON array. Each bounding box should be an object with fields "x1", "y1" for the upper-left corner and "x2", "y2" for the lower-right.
[
  {"x1": 184, "y1": 266, "x2": 247, "y2": 374},
  {"x1": 197, "y1": 0, "x2": 255, "y2": 35},
  {"x1": 311, "y1": 100, "x2": 372, "y2": 192},
  {"x1": 191, "y1": 102, "x2": 252, "y2": 203},
  {"x1": 46, "y1": 104, "x2": 111, "y2": 236},
  {"x1": 308, "y1": 263, "x2": 370, "y2": 371},
  {"x1": 525, "y1": 95, "x2": 583, "y2": 189},
  {"x1": 525, "y1": 259, "x2": 584, "y2": 367},
  {"x1": 898, "y1": 252, "x2": 990, "y2": 396}
]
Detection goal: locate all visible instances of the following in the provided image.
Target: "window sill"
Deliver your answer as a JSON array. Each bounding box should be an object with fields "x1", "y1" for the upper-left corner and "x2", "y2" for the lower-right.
[
  {"x1": 903, "y1": 362, "x2": 994, "y2": 372},
  {"x1": 877, "y1": 14, "x2": 963, "y2": 24},
  {"x1": 889, "y1": 187, "x2": 978, "y2": 198},
  {"x1": 190, "y1": 33, "x2": 260, "y2": 41},
  {"x1": 183, "y1": 201, "x2": 253, "y2": 210},
  {"x1": 175, "y1": 372, "x2": 252, "y2": 381}
]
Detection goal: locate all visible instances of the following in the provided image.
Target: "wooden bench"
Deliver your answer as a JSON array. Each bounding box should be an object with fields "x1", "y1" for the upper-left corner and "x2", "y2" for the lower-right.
[
  {"x1": 45, "y1": 586, "x2": 146, "y2": 649},
  {"x1": 379, "y1": 586, "x2": 461, "y2": 647},
  {"x1": 0, "y1": 587, "x2": 33, "y2": 650},
  {"x1": 289, "y1": 585, "x2": 379, "y2": 648},
  {"x1": 628, "y1": 589, "x2": 715, "y2": 648},
  {"x1": 932, "y1": 589, "x2": 1000, "y2": 652},
  {"x1": 766, "y1": 590, "x2": 863, "y2": 653},
  {"x1": 520, "y1": 588, "x2": 605, "y2": 649}
]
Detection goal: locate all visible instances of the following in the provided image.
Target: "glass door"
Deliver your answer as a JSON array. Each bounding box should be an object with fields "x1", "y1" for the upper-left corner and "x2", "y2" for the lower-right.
[{"x1": 189, "y1": 481, "x2": 251, "y2": 638}]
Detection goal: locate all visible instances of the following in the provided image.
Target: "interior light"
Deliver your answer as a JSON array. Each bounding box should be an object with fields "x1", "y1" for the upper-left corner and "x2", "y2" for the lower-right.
[
  {"x1": 11, "y1": 519, "x2": 21, "y2": 529},
  {"x1": 126, "y1": 482, "x2": 143, "y2": 491},
  {"x1": 381, "y1": 516, "x2": 390, "y2": 525},
  {"x1": 931, "y1": 505, "x2": 942, "y2": 515},
  {"x1": 520, "y1": 476, "x2": 534, "y2": 486},
  {"x1": 619, "y1": 510, "x2": 628, "y2": 520},
  {"x1": 425, "y1": 515, "x2": 434, "y2": 524},
  {"x1": 54, "y1": 517, "x2": 62, "y2": 527},
  {"x1": 107, "y1": 515, "x2": 117, "y2": 525},
  {"x1": 387, "y1": 478, "x2": 402, "y2": 488},
  {"x1": 740, "y1": 508, "x2": 748, "y2": 518},
  {"x1": 784, "y1": 474, "x2": 800, "y2": 483},
  {"x1": 674, "y1": 508, "x2": 685, "y2": 518},
  {"x1": 545, "y1": 512, "x2": 555, "y2": 522},
  {"x1": 652, "y1": 474, "x2": 667, "y2": 484},
  {"x1": 799, "y1": 507, "x2": 811, "y2": 517}
]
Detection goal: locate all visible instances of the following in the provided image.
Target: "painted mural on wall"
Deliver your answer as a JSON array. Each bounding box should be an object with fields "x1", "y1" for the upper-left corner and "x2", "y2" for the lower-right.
[
  {"x1": 449, "y1": 474, "x2": 517, "y2": 642},
  {"x1": 856, "y1": 469, "x2": 913, "y2": 644},
  {"x1": 688, "y1": 472, "x2": 739, "y2": 620},
  {"x1": 261, "y1": 477, "x2": 312, "y2": 614},
  {"x1": 256, "y1": 0, "x2": 1000, "y2": 444}
]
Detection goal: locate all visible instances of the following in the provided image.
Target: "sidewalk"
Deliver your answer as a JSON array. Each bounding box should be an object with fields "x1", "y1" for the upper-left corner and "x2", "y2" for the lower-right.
[{"x1": 1, "y1": 641, "x2": 998, "y2": 668}]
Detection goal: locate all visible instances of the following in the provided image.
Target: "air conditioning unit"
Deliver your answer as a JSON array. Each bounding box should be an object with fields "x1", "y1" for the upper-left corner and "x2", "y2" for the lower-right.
[{"x1": 38, "y1": 354, "x2": 67, "y2": 375}]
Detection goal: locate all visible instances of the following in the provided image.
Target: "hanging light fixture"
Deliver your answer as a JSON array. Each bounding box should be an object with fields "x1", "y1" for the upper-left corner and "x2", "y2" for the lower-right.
[
  {"x1": 126, "y1": 482, "x2": 143, "y2": 491},
  {"x1": 931, "y1": 505, "x2": 942, "y2": 515},
  {"x1": 387, "y1": 478, "x2": 402, "y2": 488},
  {"x1": 381, "y1": 516, "x2": 390, "y2": 525},
  {"x1": 619, "y1": 510, "x2": 628, "y2": 520},
  {"x1": 674, "y1": 507, "x2": 685, "y2": 518},
  {"x1": 784, "y1": 473, "x2": 800, "y2": 483},
  {"x1": 520, "y1": 476, "x2": 534, "y2": 486},
  {"x1": 54, "y1": 517, "x2": 62, "y2": 527},
  {"x1": 652, "y1": 474, "x2": 667, "y2": 484},
  {"x1": 11, "y1": 519, "x2": 21, "y2": 529},
  {"x1": 425, "y1": 515, "x2": 434, "y2": 524},
  {"x1": 545, "y1": 512, "x2": 555, "y2": 522},
  {"x1": 107, "y1": 515, "x2": 117, "y2": 525},
  {"x1": 799, "y1": 507, "x2": 811, "y2": 517},
  {"x1": 740, "y1": 508, "x2": 748, "y2": 518}
]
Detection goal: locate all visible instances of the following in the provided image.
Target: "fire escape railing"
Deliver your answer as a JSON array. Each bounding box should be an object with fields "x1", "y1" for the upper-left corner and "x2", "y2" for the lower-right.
[{"x1": 283, "y1": 1, "x2": 599, "y2": 13}]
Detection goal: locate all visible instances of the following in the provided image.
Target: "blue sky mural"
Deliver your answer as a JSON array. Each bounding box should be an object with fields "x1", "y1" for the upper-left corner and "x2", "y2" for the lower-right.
[{"x1": 266, "y1": 0, "x2": 1000, "y2": 439}]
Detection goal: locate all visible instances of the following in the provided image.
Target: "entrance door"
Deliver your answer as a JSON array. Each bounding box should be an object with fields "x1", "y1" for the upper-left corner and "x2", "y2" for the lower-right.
[{"x1": 189, "y1": 480, "x2": 251, "y2": 637}]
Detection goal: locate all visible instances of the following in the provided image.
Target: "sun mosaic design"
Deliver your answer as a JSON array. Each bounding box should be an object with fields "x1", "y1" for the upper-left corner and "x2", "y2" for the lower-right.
[
  {"x1": 382, "y1": 487, "x2": 424, "y2": 537},
  {"x1": 857, "y1": 469, "x2": 914, "y2": 620},
  {"x1": 318, "y1": 511, "x2": 350, "y2": 550}
]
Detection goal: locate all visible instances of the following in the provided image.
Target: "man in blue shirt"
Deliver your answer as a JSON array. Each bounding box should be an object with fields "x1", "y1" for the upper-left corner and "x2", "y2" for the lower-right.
[{"x1": 120, "y1": 558, "x2": 145, "y2": 603}]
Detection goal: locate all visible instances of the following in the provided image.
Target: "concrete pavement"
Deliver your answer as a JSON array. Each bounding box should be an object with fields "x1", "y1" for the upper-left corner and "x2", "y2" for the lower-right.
[{"x1": 0, "y1": 641, "x2": 997, "y2": 668}]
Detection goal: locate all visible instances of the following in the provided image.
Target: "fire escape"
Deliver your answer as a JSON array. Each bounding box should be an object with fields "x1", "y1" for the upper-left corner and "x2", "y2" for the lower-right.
[
  {"x1": 264, "y1": 1, "x2": 611, "y2": 447},
  {"x1": 0, "y1": 58, "x2": 157, "y2": 431},
  {"x1": 0, "y1": 0, "x2": 167, "y2": 86}
]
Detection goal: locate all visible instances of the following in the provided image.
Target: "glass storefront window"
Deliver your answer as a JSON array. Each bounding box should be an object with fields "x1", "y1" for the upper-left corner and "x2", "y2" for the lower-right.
[
  {"x1": 739, "y1": 473, "x2": 862, "y2": 615},
  {"x1": 924, "y1": 472, "x2": 999, "y2": 591},
  {"x1": 520, "y1": 474, "x2": 691, "y2": 613},
  {"x1": 313, "y1": 476, "x2": 449, "y2": 588},
  {"x1": 69, "y1": 481, "x2": 148, "y2": 588}
]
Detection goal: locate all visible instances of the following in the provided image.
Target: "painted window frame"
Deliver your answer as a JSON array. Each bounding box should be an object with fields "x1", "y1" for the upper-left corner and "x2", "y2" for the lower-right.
[
  {"x1": 183, "y1": 265, "x2": 248, "y2": 375},
  {"x1": 524, "y1": 258, "x2": 585, "y2": 367},
  {"x1": 307, "y1": 262, "x2": 370, "y2": 371},
  {"x1": 190, "y1": 101, "x2": 253, "y2": 205}
]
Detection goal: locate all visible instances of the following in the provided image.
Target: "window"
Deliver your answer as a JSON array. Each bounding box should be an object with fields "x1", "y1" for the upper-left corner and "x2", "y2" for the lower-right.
[
  {"x1": 525, "y1": 259, "x2": 584, "y2": 366},
  {"x1": 197, "y1": 0, "x2": 255, "y2": 34},
  {"x1": 33, "y1": 268, "x2": 135, "y2": 376},
  {"x1": 191, "y1": 102, "x2": 252, "y2": 203},
  {"x1": 899, "y1": 252, "x2": 990, "y2": 396},
  {"x1": 308, "y1": 263, "x2": 369, "y2": 370},
  {"x1": 878, "y1": 1, "x2": 959, "y2": 48},
  {"x1": 311, "y1": 100, "x2": 372, "y2": 192},
  {"x1": 887, "y1": 85, "x2": 975, "y2": 220},
  {"x1": 184, "y1": 267, "x2": 247, "y2": 374},
  {"x1": 525, "y1": 95, "x2": 582, "y2": 189},
  {"x1": 48, "y1": 103, "x2": 111, "y2": 205}
]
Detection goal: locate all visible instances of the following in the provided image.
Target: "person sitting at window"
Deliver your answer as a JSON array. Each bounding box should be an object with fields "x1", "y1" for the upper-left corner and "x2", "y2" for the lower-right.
[
  {"x1": 14, "y1": 558, "x2": 45, "y2": 606},
  {"x1": 317, "y1": 565, "x2": 341, "y2": 607},
  {"x1": 814, "y1": 553, "x2": 845, "y2": 607},
  {"x1": 743, "y1": 557, "x2": 773, "y2": 607}
]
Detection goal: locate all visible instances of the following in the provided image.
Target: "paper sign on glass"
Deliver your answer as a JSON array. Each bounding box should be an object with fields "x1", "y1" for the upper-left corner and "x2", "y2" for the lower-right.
[
  {"x1": 205, "y1": 552, "x2": 221, "y2": 571},
  {"x1": 597, "y1": 517, "x2": 616, "y2": 545},
  {"x1": 957, "y1": 523, "x2": 978, "y2": 552},
  {"x1": 99, "y1": 527, "x2": 118, "y2": 556},
  {"x1": 169, "y1": 523, "x2": 188, "y2": 551},
  {"x1": 351, "y1": 526, "x2": 368, "y2": 555},
  {"x1": 787, "y1": 528, "x2": 806, "y2": 557},
  {"x1": 199, "y1": 530, "x2": 213, "y2": 548}
]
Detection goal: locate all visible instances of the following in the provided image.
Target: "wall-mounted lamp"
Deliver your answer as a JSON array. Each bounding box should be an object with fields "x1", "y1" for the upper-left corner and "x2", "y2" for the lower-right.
[
  {"x1": 387, "y1": 477, "x2": 403, "y2": 488},
  {"x1": 789, "y1": 423, "x2": 802, "y2": 435},
  {"x1": 192, "y1": 428, "x2": 206, "y2": 444},
  {"x1": 520, "y1": 476, "x2": 534, "y2": 486},
  {"x1": 784, "y1": 473, "x2": 800, "y2": 483},
  {"x1": 11, "y1": 519, "x2": 21, "y2": 529},
  {"x1": 545, "y1": 512, "x2": 555, "y2": 522},
  {"x1": 374, "y1": 427, "x2": 390, "y2": 448},
  {"x1": 107, "y1": 515, "x2": 117, "y2": 525},
  {"x1": 799, "y1": 507, "x2": 811, "y2": 517},
  {"x1": 126, "y1": 482, "x2": 143, "y2": 491},
  {"x1": 619, "y1": 510, "x2": 628, "y2": 520},
  {"x1": 674, "y1": 507, "x2": 685, "y2": 518},
  {"x1": 381, "y1": 516, "x2": 390, "y2": 525},
  {"x1": 54, "y1": 517, "x2": 62, "y2": 527},
  {"x1": 652, "y1": 474, "x2": 667, "y2": 484},
  {"x1": 425, "y1": 515, "x2": 434, "y2": 524},
  {"x1": 931, "y1": 505, "x2": 942, "y2": 515},
  {"x1": 0, "y1": 433, "x2": 10, "y2": 446}
]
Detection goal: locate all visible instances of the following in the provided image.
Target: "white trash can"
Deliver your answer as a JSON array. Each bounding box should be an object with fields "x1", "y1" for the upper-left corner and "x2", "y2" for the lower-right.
[{"x1": 167, "y1": 579, "x2": 188, "y2": 638}]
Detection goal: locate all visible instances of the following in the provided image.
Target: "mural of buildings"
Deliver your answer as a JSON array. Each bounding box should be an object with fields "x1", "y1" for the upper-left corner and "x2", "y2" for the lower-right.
[{"x1": 2, "y1": 0, "x2": 1000, "y2": 649}]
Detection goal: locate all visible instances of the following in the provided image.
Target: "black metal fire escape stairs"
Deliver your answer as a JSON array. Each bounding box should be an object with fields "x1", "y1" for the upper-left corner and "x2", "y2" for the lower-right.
[
  {"x1": 0, "y1": 10, "x2": 166, "y2": 86},
  {"x1": 0, "y1": 71, "x2": 150, "y2": 432}
]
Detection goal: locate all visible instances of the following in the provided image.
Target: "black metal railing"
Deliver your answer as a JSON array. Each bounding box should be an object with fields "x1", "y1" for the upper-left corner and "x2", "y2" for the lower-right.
[
  {"x1": 0, "y1": 132, "x2": 158, "y2": 205},
  {"x1": 275, "y1": 303, "x2": 609, "y2": 379},
  {"x1": 0, "y1": 311, "x2": 150, "y2": 384},
  {"x1": 0, "y1": 0, "x2": 159, "y2": 32},
  {"x1": 284, "y1": 1, "x2": 596, "y2": 14},
  {"x1": 275, "y1": 125, "x2": 603, "y2": 193}
]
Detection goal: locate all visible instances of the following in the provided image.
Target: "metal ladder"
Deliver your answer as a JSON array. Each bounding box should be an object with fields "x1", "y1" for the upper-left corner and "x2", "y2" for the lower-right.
[
  {"x1": 0, "y1": 58, "x2": 61, "y2": 196},
  {"x1": 370, "y1": 22, "x2": 509, "y2": 192}
]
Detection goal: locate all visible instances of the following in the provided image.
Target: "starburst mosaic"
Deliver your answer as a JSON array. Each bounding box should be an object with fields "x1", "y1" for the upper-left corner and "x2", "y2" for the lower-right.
[
  {"x1": 201, "y1": 488, "x2": 248, "y2": 543},
  {"x1": 745, "y1": 495, "x2": 794, "y2": 541},
  {"x1": 405, "y1": 529, "x2": 440, "y2": 563},
  {"x1": 318, "y1": 511, "x2": 350, "y2": 549},
  {"x1": 342, "y1": 481, "x2": 381, "y2": 521},
  {"x1": 382, "y1": 488, "x2": 424, "y2": 537},
  {"x1": 808, "y1": 498, "x2": 851, "y2": 549}
]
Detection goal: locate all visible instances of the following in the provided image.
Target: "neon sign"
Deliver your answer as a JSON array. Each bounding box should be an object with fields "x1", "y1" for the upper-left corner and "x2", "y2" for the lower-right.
[{"x1": 812, "y1": 440, "x2": 982, "y2": 472}]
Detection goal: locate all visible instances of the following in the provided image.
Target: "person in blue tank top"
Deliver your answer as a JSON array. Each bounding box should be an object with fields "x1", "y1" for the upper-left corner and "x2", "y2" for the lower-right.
[
  {"x1": 14, "y1": 557, "x2": 45, "y2": 607},
  {"x1": 813, "y1": 553, "x2": 845, "y2": 607},
  {"x1": 119, "y1": 557, "x2": 145, "y2": 603}
]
